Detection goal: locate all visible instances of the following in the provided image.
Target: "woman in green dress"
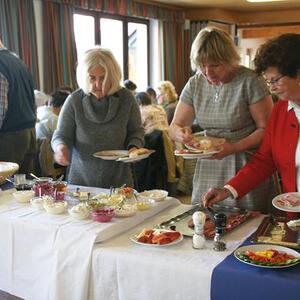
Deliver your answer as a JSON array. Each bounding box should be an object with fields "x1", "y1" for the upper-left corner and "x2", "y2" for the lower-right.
[{"x1": 169, "y1": 27, "x2": 276, "y2": 213}]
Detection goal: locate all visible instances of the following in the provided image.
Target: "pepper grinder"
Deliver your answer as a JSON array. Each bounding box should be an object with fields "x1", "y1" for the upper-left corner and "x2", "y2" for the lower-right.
[
  {"x1": 213, "y1": 213, "x2": 227, "y2": 251},
  {"x1": 192, "y1": 211, "x2": 206, "y2": 249}
]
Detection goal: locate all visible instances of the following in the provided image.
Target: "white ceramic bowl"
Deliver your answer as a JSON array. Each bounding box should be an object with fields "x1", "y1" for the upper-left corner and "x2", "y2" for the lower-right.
[
  {"x1": 68, "y1": 203, "x2": 90, "y2": 220},
  {"x1": 114, "y1": 204, "x2": 137, "y2": 217},
  {"x1": 44, "y1": 201, "x2": 67, "y2": 215},
  {"x1": 138, "y1": 190, "x2": 168, "y2": 202},
  {"x1": 12, "y1": 190, "x2": 35, "y2": 203}
]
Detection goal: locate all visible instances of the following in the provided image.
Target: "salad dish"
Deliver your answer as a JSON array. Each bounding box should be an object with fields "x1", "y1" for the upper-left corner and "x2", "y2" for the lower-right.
[{"x1": 234, "y1": 244, "x2": 300, "y2": 268}]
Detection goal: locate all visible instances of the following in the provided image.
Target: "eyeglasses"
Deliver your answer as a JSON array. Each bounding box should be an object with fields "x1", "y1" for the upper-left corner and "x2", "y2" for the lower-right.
[{"x1": 265, "y1": 75, "x2": 285, "y2": 87}]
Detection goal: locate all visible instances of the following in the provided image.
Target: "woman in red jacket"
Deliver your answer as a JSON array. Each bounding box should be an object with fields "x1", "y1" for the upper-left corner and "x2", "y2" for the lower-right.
[{"x1": 203, "y1": 33, "x2": 300, "y2": 216}]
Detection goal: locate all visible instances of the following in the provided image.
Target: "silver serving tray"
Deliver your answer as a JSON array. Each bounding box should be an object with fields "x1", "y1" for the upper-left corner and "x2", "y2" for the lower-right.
[{"x1": 158, "y1": 205, "x2": 255, "y2": 237}]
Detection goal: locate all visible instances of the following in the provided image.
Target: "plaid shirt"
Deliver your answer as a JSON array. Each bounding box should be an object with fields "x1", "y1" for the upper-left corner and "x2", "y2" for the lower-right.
[{"x1": 0, "y1": 71, "x2": 8, "y2": 129}]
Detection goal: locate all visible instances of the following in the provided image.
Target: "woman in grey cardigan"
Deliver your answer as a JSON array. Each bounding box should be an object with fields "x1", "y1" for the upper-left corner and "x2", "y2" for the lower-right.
[{"x1": 52, "y1": 47, "x2": 144, "y2": 188}]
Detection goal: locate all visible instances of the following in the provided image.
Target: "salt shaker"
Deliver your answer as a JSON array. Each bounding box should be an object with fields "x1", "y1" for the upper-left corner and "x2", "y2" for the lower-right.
[{"x1": 192, "y1": 211, "x2": 206, "y2": 249}]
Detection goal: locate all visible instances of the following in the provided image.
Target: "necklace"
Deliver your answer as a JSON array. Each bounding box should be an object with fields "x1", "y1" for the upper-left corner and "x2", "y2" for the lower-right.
[{"x1": 213, "y1": 84, "x2": 223, "y2": 103}]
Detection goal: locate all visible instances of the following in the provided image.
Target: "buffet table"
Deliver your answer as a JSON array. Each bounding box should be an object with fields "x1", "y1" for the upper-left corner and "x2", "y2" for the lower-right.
[{"x1": 1, "y1": 184, "x2": 298, "y2": 300}]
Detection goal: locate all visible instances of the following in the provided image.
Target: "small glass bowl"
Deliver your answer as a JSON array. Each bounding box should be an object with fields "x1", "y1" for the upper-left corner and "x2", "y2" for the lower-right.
[
  {"x1": 138, "y1": 189, "x2": 168, "y2": 202},
  {"x1": 30, "y1": 196, "x2": 54, "y2": 210},
  {"x1": 68, "y1": 203, "x2": 90, "y2": 220},
  {"x1": 92, "y1": 207, "x2": 114, "y2": 222},
  {"x1": 44, "y1": 200, "x2": 67, "y2": 215},
  {"x1": 12, "y1": 190, "x2": 35, "y2": 203},
  {"x1": 114, "y1": 204, "x2": 137, "y2": 217},
  {"x1": 136, "y1": 198, "x2": 152, "y2": 211}
]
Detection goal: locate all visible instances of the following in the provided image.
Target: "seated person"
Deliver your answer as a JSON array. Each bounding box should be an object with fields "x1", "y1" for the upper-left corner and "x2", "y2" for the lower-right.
[
  {"x1": 136, "y1": 92, "x2": 169, "y2": 134},
  {"x1": 157, "y1": 80, "x2": 178, "y2": 124},
  {"x1": 36, "y1": 90, "x2": 69, "y2": 140},
  {"x1": 146, "y1": 86, "x2": 157, "y2": 104}
]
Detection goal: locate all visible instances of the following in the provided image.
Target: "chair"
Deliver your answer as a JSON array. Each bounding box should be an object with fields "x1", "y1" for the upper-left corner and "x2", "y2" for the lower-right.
[
  {"x1": 133, "y1": 130, "x2": 168, "y2": 192},
  {"x1": 37, "y1": 138, "x2": 65, "y2": 179}
]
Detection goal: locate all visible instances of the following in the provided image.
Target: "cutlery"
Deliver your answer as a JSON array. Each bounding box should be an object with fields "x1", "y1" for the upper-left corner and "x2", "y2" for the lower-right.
[
  {"x1": 30, "y1": 173, "x2": 40, "y2": 180},
  {"x1": 5, "y1": 178, "x2": 14, "y2": 184}
]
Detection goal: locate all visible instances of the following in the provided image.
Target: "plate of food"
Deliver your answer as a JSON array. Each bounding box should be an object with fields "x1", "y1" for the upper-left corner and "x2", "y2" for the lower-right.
[
  {"x1": 130, "y1": 228, "x2": 183, "y2": 246},
  {"x1": 234, "y1": 244, "x2": 300, "y2": 268},
  {"x1": 174, "y1": 149, "x2": 219, "y2": 160},
  {"x1": 272, "y1": 193, "x2": 300, "y2": 212},
  {"x1": 93, "y1": 150, "x2": 129, "y2": 160},
  {"x1": 116, "y1": 149, "x2": 155, "y2": 163},
  {"x1": 184, "y1": 132, "x2": 225, "y2": 152}
]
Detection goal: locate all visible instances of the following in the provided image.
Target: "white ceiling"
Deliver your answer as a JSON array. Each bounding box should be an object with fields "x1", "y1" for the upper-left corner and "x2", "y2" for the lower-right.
[{"x1": 150, "y1": 0, "x2": 300, "y2": 12}]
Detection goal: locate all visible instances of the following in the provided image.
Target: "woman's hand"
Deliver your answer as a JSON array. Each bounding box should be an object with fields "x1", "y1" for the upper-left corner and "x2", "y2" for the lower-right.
[
  {"x1": 54, "y1": 144, "x2": 70, "y2": 166},
  {"x1": 174, "y1": 126, "x2": 193, "y2": 144},
  {"x1": 210, "y1": 142, "x2": 237, "y2": 159},
  {"x1": 202, "y1": 187, "x2": 232, "y2": 207}
]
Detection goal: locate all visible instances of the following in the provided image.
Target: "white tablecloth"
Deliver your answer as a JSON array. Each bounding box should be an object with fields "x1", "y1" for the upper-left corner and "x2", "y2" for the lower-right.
[
  {"x1": 0, "y1": 187, "x2": 180, "y2": 300},
  {"x1": 89, "y1": 205, "x2": 264, "y2": 300}
]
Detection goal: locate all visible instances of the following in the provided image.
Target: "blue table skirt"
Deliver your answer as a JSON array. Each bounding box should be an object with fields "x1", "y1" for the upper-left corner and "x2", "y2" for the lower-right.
[{"x1": 211, "y1": 239, "x2": 300, "y2": 300}]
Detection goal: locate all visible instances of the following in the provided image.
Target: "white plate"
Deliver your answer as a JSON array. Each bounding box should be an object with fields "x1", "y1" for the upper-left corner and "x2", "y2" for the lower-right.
[
  {"x1": 93, "y1": 150, "x2": 129, "y2": 160},
  {"x1": 0, "y1": 161, "x2": 19, "y2": 184},
  {"x1": 272, "y1": 192, "x2": 300, "y2": 212},
  {"x1": 174, "y1": 150, "x2": 219, "y2": 160},
  {"x1": 116, "y1": 150, "x2": 155, "y2": 163},
  {"x1": 130, "y1": 233, "x2": 183, "y2": 247},
  {"x1": 234, "y1": 244, "x2": 300, "y2": 268}
]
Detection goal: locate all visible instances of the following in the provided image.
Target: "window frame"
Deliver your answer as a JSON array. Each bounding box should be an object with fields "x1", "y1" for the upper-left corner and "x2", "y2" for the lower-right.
[{"x1": 74, "y1": 8, "x2": 150, "y2": 84}]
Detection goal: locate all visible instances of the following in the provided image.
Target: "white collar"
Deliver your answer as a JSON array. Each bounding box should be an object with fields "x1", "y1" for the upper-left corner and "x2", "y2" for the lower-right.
[{"x1": 288, "y1": 101, "x2": 300, "y2": 111}]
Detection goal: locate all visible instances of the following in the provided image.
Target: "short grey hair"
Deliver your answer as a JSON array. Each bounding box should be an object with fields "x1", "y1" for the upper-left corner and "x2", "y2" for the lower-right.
[
  {"x1": 190, "y1": 27, "x2": 240, "y2": 72},
  {"x1": 76, "y1": 46, "x2": 122, "y2": 95}
]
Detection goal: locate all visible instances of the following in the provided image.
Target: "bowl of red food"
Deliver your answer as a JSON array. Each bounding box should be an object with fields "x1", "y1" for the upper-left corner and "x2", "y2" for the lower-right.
[{"x1": 91, "y1": 207, "x2": 114, "y2": 222}]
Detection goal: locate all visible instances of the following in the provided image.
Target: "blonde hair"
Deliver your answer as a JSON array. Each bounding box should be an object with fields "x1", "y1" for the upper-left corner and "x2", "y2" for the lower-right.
[
  {"x1": 76, "y1": 46, "x2": 122, "y2": 95},
  {"x1": 158, "y1": 81, "x2": 178, "y2": 104},
  {"x1": 0, "y1": 38, "x2": 4, "y2": 49},
  {"x1": 190, "y1": 27, "x2": 240, "y2": 72}
]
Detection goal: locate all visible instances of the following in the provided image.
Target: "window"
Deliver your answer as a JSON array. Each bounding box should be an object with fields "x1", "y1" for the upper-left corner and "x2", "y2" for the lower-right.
[{"x1": 73, "y1": 11, "x2": 149, "y2": 91}]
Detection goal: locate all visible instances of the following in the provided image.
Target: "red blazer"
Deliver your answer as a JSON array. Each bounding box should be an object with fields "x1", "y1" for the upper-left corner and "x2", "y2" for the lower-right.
[{"x1": 228, "y1": 100, "x2": 299, "y2": 197}]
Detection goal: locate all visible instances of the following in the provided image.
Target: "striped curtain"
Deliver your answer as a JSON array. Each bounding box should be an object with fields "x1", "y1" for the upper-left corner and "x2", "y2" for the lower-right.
[
  {"x1": 43, "y1": 1, "x2": 77, "y2": 93},
  {"x1": 0, "y1": 0, "x2": 40, "y2": 88},
  {"x1": 162, "y1": 21, "x2": 186, "y2": 93}
]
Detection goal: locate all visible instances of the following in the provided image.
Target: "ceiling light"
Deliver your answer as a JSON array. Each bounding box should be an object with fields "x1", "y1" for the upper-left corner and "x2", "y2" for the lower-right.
[{"x1": 247, "y1": 0, "x2": 286, "y2": 2}]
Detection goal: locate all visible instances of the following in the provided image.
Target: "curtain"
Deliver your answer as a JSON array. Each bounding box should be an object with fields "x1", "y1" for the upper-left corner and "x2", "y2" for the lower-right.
[
  {"x1": 45, "y1": 0, "x2": 186, "y2": 93},
  {"x1": 48, "y1": 0, "x2": 184, "y2": 22},
  {"x1": 162, "y1": 20, "x2": 186, "y2": 93},
  {"x1": 43, "y1": 1, "x2": 77, "y2": 93},
  {"x1": 0, "y1": 0, "x2": 40, "y2": 88}
]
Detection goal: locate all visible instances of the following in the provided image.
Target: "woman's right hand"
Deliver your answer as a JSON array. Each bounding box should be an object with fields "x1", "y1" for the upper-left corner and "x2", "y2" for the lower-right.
[
  {"x1": 169, "y1": 125, "x2": 193, "y2": 144},
  {"x1": 202, "y1": 187, "x2": 232, "y2": 207},
  {"x1": 54, "y1": 144, "x2": 70, "y2": 166}
]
